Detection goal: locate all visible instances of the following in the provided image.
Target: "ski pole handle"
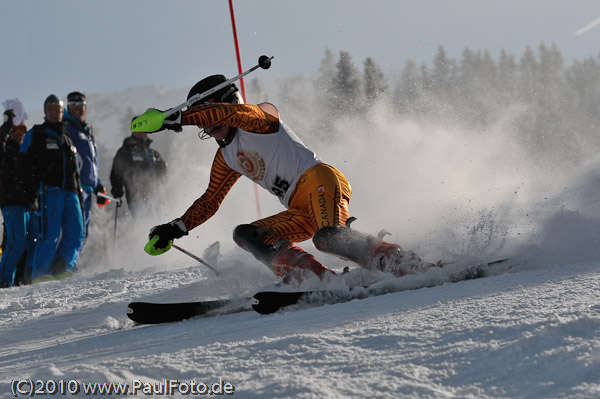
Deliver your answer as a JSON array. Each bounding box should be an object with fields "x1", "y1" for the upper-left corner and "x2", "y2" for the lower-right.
[
  {"x1": 172, "y1": 243, "x2": 220, "y2": 276},
  {"x1": 131, "y1": 55, "x2": 273, "y2": 132},
  {"x1": 97, "y1": 192, "x2": 122, "y2": 205}
]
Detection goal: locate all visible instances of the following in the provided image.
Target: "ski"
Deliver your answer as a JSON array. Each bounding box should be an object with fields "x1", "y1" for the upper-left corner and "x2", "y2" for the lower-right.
[
  {"x1": 252, "y1": 290, "x2": 354, "y2": 315},
  {"x1": 251, "y1": 258, "x2": 511, "y2": 315},
  {"x1": 126, "y1": 258, "x2": 514, "y2": 322},
  {"x1": 127, "y1": 298, "x2": 250, "y2": 324}
]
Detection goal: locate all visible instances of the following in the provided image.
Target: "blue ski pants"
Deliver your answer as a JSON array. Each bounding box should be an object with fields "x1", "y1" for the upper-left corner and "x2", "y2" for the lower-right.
[
  {"x1": 35, "y1": 188, "x2": 84, "y2": 277},
  {"x1": 81, "y1": 189, "x2": 93, "y2": 242},
  {"x1": 0, "y1": 206, "x2": 37, "y2": 286}
]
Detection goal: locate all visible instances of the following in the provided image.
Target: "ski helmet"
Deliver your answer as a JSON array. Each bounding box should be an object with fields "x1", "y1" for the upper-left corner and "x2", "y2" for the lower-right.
[{"x1": 186, "y1": 75, "x2": 243, "y2": 107}]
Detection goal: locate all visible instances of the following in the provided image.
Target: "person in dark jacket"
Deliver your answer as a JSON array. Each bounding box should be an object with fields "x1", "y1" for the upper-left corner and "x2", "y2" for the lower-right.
[
  {"x1": 110, "y1": 125, "x2": 167, "y2": 217},
  {"x1": 64, "y1": 91, "x2": 108, "y2": 244},
  {"x1": 19, "y1": 95, "x2": 84, "y2": 278},
  {"x1": 0, "y1": 102, "x2": 37, "y2": 287}
]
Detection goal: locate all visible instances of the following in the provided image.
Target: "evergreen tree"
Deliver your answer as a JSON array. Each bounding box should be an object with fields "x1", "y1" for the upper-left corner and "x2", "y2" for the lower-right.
[
  {"x1": 431, "y1": 45, "x2": 457, "y2": 99},
  {"x1": 330, "y1": 51, "x2": 362, "y2": 113},
  {"x1": 393, "y1": 59, "x2": 421, "y2": 115},
  {"x1": 497, "y1": 49, "x2": 518, "y2": 101},
  {"x1": 315, "y1": 48, "x2": 337, "y2": 106},
  {"x1": 364, "y1": 57, "x2": 387, "y2": 106}
]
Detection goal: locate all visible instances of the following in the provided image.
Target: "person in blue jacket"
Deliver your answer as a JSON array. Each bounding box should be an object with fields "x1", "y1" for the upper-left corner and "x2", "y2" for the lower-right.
[
  {"x1": 19, "y1": 95, "x2": 84, "y2": 278},
  {"x1": 0, "y1": 103, "x2": 38, "y2": 287},
  {"x1": 63, "y1": 91, "x2": 108, "y2": 244}
]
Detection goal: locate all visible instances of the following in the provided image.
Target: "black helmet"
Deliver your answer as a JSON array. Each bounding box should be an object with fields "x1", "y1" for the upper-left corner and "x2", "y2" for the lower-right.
[{"x1": 186, "y1": 75, "x2": 243, "y2": 107}]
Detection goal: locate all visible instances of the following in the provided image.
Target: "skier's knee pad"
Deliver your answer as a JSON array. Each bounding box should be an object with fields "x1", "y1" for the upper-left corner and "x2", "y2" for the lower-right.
[
  {"x1": 313, "y1": 225, "x2": 380, "y2": 268},
  {"x1": 233, "y1": 224, "x2": 279, "y2": 265}
]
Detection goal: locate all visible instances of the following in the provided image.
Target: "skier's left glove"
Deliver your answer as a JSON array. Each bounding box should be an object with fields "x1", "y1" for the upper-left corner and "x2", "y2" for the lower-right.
[{"x1": 145, "y1": 219, "x2": 188, "y2": 255}]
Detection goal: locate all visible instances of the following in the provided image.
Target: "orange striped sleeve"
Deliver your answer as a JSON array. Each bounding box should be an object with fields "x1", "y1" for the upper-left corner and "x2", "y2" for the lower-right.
[
  {"x1": 180, "y1": 148, "x2": 241, "y2": 230},
  {"x1": 181, "y1": 103, "x2": 279, "y2": 133}
]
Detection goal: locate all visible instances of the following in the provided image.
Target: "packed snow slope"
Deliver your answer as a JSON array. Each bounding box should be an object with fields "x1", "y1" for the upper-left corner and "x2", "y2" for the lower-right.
[
  {"x1": 3, "y1": 84, "x2": 600, "y2": 398},
  {"x1": 0, "y1": 257, "x2": 599, "y2": 398}
]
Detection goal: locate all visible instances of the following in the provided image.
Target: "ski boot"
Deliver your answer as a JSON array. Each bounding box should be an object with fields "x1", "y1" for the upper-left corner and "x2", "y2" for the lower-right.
[
  {"x1": 313, "y1": 218, "x2": 440, "y2": 277},
  {"x1": 271, "y1": 242, "x2": 335, "y2": 285},
  {"x1": 370, "y1": 241, "x2": 438, "y2": 277}
]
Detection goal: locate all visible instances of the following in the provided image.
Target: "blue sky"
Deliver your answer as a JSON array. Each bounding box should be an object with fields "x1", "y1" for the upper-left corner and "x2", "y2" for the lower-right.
[{"x1": 2, "y1": 0, "x2": 600, "y2": 116}]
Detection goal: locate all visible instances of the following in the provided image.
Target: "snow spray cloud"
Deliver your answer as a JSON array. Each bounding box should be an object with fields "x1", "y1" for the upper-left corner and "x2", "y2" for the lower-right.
[
  {"x1": 266, "y1": 77, "x2": 600, "y2": 267},
  {"x1": 80, "y1": 74, "x2": 600, "y2": 273}
]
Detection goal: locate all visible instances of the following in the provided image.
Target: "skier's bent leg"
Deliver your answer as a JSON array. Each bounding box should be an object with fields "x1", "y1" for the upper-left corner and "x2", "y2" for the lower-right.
[
  {"x1": 233, "y1": 224, "x2": 332, "y2": 282},
  {"x1": 233, "y1": 224, "x2": 278, "y2": 266}
]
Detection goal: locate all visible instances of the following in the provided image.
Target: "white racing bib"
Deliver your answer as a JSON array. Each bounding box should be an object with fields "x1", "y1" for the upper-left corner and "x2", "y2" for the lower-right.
[{"x1": 222, "y1": 120, "x2": 321, "y2": 207}]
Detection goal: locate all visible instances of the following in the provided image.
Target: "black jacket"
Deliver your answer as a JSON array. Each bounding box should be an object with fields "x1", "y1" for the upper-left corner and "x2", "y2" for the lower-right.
[
  {"x1": 19, "y1": 121, "x2": 81, "y2": 195},
  {"x1": 110, "y1": 135, "x2": 167, "y2": 205},
  {"x1": 0, "y1": 123, "x2": 37, "y2": 208}
]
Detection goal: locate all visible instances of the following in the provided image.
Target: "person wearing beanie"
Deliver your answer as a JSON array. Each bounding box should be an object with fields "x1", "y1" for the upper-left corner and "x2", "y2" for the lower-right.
[
  {"x1": 0, "y1": 99, "x2": 37, "y2": 287},
  {"x1": 63, "y1": 91, "x2": 108, "y2": 249},
  {"x1": 19, "y1": 94, "x2": 84, "y2": 280}
]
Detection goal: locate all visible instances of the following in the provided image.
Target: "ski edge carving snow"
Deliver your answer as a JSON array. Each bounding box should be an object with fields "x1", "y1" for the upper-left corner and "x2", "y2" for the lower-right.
[{"x1": 251, "y1": 258, "x2": 512, "y2": 314}]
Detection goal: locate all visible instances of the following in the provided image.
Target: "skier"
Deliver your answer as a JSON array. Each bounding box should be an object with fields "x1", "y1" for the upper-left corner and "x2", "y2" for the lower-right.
[
  {"x1": 141, "y1": 75, "x2": 432, "y2": 283},
  {"x1": 20, "y1": 95, "x2": 84, "y2": 279},
  {"x1": 0, "y1": 101, "x2": 37, "y2": 287},
  {"x1": 63, "y1": 91, "x2": 108, "y2": 245},
  {"x1": 109, "y1": 121, "x2": 168, "y2": 218}
]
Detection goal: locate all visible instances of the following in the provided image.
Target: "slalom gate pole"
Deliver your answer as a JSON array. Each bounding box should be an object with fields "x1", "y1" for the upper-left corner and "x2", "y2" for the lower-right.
[
  {"x1": 172, "y1": 244, "x2": 220, "y2": 276},
  {"x1": 228, "y1": 0, "x2": 262, "y2": 219},
  {"x1": 228, "y1": 0, "x2": 247, "y2": 100}
]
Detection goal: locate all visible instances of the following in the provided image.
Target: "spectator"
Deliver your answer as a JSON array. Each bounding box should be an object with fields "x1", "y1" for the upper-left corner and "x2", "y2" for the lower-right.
[
  {"x1": 20, "y1": 95, "x2": 84, "y2": 279},
  {"x1": 64, "y1": 91, "x2": 108, "y2": 245},
  {"x1": 0, "y1": 100, "x2": 37, "y2": 287},
  {"x1": 110, "y1": 121, "x2": 168, "y2": 217}
]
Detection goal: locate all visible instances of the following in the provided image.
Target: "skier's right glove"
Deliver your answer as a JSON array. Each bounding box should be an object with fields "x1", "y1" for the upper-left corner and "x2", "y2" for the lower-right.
[
  {"x1": 162, "y1": 109, "x2": 182, "y2": 132},
  {"x1": 145, "y1": 108, "x2": 182, "y2": 133},
  {"x1": 144, "y1": 219, "x2": 188, "y2": 255}
]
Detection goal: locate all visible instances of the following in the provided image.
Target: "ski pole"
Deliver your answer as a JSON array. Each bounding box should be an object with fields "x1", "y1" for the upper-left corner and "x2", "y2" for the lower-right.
[
  {"x1": 130, "y1": 55, "x2": 273, "y2": 132},
  {"x1": 172, "y1": 243, "x2": 220, "y2": 276},
  {"x1": 113, "y1": 197, "x2": 122, "y2": 244}
]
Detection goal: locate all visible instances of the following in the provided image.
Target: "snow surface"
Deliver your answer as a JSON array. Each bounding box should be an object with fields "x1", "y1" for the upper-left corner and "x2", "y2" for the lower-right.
[
  {"x1": 0, "y1": 255, "x2": 599, "y2": 398},
  {"x1": 2, "y1": 85, "x2": 600, "y2": 398}
]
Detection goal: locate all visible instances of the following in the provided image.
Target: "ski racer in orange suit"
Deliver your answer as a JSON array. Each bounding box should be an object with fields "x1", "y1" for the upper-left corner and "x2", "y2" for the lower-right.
[{"x1": 142, "y1": 75, "x2": 433, "y2": 283}]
